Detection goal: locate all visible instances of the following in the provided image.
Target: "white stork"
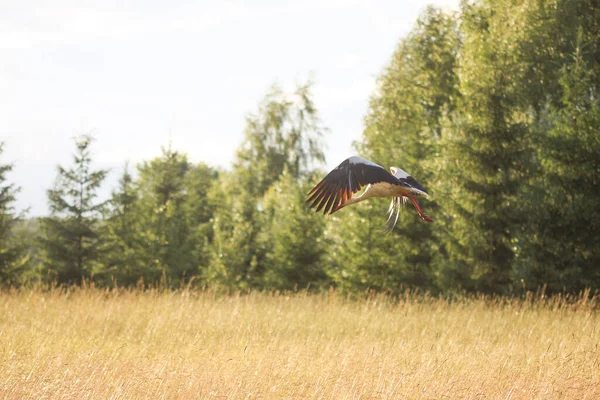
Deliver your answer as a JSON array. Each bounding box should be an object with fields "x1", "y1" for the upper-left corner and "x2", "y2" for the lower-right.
[{"x1": 306, "y1": 156, "x2": 432, "y2": 231}]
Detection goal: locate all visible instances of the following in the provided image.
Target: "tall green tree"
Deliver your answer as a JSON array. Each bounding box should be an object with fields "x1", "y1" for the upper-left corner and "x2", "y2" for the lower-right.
[
  {"x1": 0, "y1": 142, "x2": 27, "y2": 286},
  {"x1": 135, "y1": 144, "x2": 194, "y2": 285},
  {"x1": 182, "y1": 163, "x2": 219, "y2": 279},
  {"x1": 235, "y1": 81, "x2": 327, "y2": 197},
  {"x1": 40, "y1": 135, "x2": 108, "y2": 284},
  {"x1": 102, "y1": 157, "x2": 219, "y2": 287},
  {"x1": 432, "y1": 0, "x2": 533, "y2": 294},
  {"x1": 206, "y1": 172, "x2": 262, "y2": 290},
  {"x1": 259, "y1": 169, "x2": 329, "y2": 290},
  {"x1": 208, "y1": 81, "x2": 327, "y2": 290},
  {"x1": 508, "y1": 0, "x2": 600, "y2": 293},
  {"x1": 334, "y1": 6, "x2": 459, "y2": 294},
  {"x1": 101, "y1": 163, "x2": 146, "y2": 286},
  {"x1": 521, "y1": 48, "x2": 600, "y2": 291}
]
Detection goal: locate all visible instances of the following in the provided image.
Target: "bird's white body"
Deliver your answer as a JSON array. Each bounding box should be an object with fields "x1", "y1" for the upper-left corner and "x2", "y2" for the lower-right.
[{"x1": 344, "y1": 181, "x2": 406, "y2": 206}]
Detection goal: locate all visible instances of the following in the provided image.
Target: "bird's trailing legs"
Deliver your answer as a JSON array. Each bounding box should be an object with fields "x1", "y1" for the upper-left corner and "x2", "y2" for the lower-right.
[{"x1": 409, "y1": 196, "x2": 433, "y2": 222}]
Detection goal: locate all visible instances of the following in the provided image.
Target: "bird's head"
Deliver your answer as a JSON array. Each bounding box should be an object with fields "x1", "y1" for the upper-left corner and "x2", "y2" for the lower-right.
[{"x1": 389, "y1": 166, "x2": 429, "y2": 197}]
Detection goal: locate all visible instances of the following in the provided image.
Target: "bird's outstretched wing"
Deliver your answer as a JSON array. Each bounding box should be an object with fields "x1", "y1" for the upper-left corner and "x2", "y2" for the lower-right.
[{"x1": 306, "y1": 156, "x2": 398, "y2": 215}]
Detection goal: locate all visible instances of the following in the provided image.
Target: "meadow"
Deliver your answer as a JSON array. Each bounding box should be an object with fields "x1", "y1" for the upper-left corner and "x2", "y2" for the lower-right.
[{"x1": 0, "y1": 287, "x2": 598, "y2": 399}]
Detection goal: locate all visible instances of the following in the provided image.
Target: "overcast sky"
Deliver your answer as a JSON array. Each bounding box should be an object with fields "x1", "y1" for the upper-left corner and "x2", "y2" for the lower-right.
[{"x1": 1, "y1": 0, "x2": 459, "y2": 216}]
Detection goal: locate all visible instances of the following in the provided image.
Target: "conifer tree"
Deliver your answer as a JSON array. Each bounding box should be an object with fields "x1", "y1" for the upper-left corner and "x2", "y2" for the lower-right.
[
  {"x1": 102, "y1": 163, "x2": 146, "y2": 285},
  {"x1": 182, "y1": 163, "x2": 219, "y2": 278},
  {"x1": 40, "y1": 135, "x2": 108, "y2": 284},
  {"x1": 206, "y1": 171, "x2": 262, "y2": 290},
  {"x1": 325, "y1": 201, "x2": 435, "y2": 295},
  {"x1": 0, "y1": 142, "x2": 27, "y2": 286},
  {"x1": 260, "y1": 169, "x2": 328, "y2": 290},
  {"x1": 522, "y1": 47, "x2": 600, "y2": 291},
  {"x1": 432, "y1": 1, "x2": 533, "y2": 293},
  {"x1": 333, "y1": 7, "x2": 458, "y2": 294},
  {"x1": 135, "y1": 144, "x2": 192, "y2": 285}
]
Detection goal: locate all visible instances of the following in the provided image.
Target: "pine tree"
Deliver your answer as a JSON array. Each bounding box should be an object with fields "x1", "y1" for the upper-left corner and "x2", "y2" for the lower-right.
[
  {"x1": 259, "y1": 169, "x2": 328, "y2": 291},
  {"x1": 0, "y1": 142, "x2": 27, "y2": 286},
  {"x1": 205, "y1": 171, "x2": 262, "y2": 290},
  {"x1": 182, "y1": 163, "x2": 219, "y2": 279},
  {"x1": 507, "y1": 0, "x2": 600, "y2": 293},
  {"x1": 333, "y1": 7, "x2": 459, "y2": 294},
  {"x1": 101, "y1": 163, "x2": 146, "y2": 286},
  {"x1": 522, "y1": 46, "x2": 600, "y2": 291},
  {"x1": 135, "y1": 144, "x2": 193, "y2": 285},
  {"x1": 325, "y1": 200, "x2": 435, "y2": 295},
  {"x1": 40, "y1": 135, "x2": 108, "y2": 284},
  {"x1": 432, "y1": 0, "x2": 533, "y2": 294}
]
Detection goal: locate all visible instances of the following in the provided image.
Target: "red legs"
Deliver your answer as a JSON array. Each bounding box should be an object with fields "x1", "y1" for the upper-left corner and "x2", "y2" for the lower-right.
[
  {"x1": 329, "y1": 193, "x2": 432, "y2": 223},
  {"x1": 409, "y1": 196, "x2": 433, "y2": 222}
]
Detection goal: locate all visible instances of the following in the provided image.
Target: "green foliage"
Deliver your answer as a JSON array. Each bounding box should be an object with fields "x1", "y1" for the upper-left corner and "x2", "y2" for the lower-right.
[
  {"x1": 102, "y1": 155, "x2": 220, "y2": 288},
  {"x1": 235, "y1": 81, "x2": 326, "y2": 197},
  {"x1": 134, "y1": 145, "x2": 196, "y2": 285},
  {"x1": 520, "y1": 49, "x2": 600, "y2": 291},
  {"x1": 206, "y1": 171, "x2": 263, "y2": 290},
  {"x1": 0, "y1": 142, "x2": 27, "y2": 286},
  {"x1": 325, "y1": 199, "x2": 435, "y2": 295},
  {"x1": 5, "y1": 0, "x2": 600, "y2": 294},
  {"x1": 347, "y1": 6, "x2": 459, "y2": 294},
  {"x1": 11, "y1": 218, "x2": 44, "y2": 283},
  {"x1": 182, "y1": 163, "x2": 220, "y2": 277},
  {"x1": 101, "y1": 163, "x2": 147, "y2": 286},
  {"x1": 434, "y1": 0, "x2": 533, "y2": 293},
  {"x1": 260, "y1": 169, "x2": 328, "y2": 290},
  {"x1": 39, "y1": 135, "x2": 109, "y2": 284},
  {"x1": 350, "y1": 0, "x2": 600, "y2": 295},
  {"x1": 207, "y1": 81, "x2": 327, "y2": 290}
]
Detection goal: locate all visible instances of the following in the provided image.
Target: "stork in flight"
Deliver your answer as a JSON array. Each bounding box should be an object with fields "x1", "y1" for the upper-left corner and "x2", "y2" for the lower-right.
[{"x1": 306, "y1": 156, "x2": 433, "y2": 231}]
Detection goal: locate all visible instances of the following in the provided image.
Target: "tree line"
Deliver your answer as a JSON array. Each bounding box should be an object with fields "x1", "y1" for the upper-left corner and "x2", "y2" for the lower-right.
[{"x1": 2, "y1": 0, "x2": 599, "y2": 295}]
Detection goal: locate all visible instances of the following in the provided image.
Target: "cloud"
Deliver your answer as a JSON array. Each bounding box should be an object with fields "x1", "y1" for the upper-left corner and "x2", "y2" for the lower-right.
[
  {"x1": 0, "y1": 1, "x2": 259, "y2": 49},
  {"x1": 2, "y1": 0, "x2": 462, "y2": 216}
]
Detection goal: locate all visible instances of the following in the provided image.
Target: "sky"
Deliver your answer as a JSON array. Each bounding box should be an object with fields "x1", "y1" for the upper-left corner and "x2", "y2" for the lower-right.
[{"x1": 1, "y1": 0, "x2": 459, "y2": 217}]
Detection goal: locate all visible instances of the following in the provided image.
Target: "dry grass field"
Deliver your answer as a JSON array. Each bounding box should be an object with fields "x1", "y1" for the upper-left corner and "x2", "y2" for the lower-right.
[{"x1": 0, "y1": 287, "x2": 598, "y2": 399}]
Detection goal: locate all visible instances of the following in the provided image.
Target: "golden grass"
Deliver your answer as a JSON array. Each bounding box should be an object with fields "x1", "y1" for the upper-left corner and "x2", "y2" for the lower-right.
[{"x1": 0, "y1": 287, "x2": 599, "y2": 399}]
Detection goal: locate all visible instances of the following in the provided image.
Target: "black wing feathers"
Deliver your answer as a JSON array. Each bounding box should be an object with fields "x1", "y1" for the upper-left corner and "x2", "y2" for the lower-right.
[{"x1": 307, "y1": 157, "x2": 398, "y2": 215}]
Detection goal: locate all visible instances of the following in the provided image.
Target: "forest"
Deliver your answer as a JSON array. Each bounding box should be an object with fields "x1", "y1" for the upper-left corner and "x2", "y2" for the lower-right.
[{"x1": 1, "y1": 0, "x2": 599, "y2": 296}]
